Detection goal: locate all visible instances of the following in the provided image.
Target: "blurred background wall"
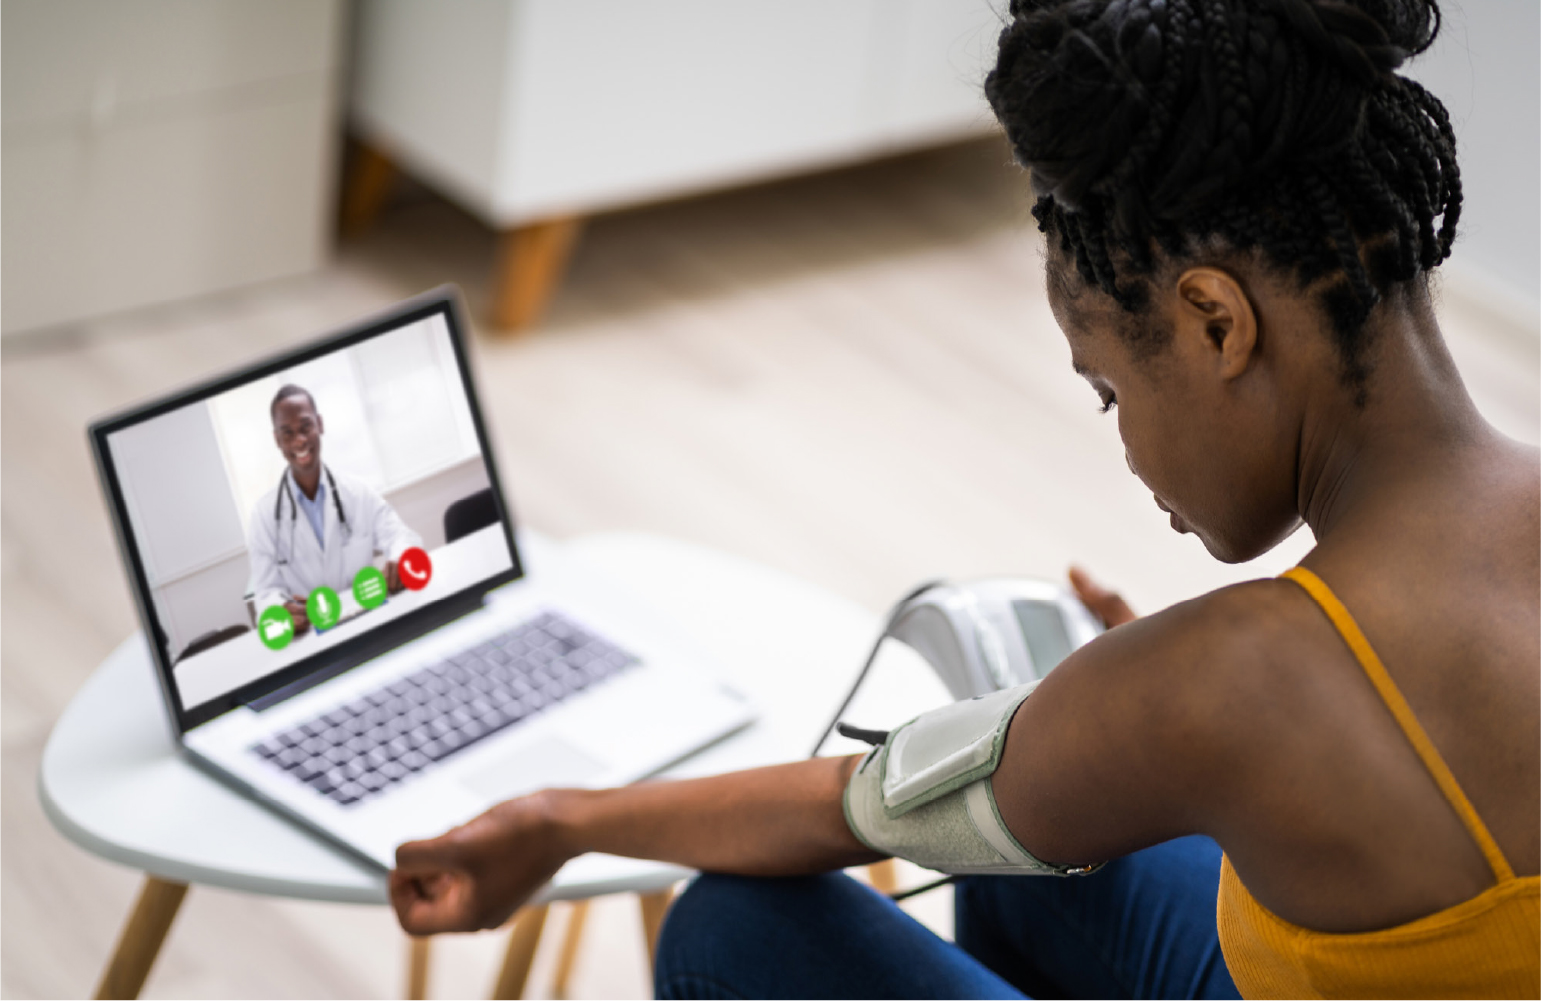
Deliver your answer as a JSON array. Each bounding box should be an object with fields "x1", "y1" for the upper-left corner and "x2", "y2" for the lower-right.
[
  {"x1": 1410, "y1": 0, "x2": 1540, "y2": 316},
  {"x1": 3, "y1": 0, "x2": 1532, "y2": 342},
  {"x1": 2, "y1": 0, "x2": 346, "y2": 335},
  {"x1": 3, "y1": 0, "x2": 1010, "y2": 339}
]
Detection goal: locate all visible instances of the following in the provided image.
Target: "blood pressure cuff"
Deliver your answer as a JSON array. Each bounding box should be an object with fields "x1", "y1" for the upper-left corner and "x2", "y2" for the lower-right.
[{"x1": 843, "y1": 684, "x2": 1100, "y2": 876}]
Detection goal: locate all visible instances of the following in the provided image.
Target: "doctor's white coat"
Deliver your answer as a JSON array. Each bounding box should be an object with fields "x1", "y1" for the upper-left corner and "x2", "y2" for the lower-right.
[{"x1": 245, "y1": 467, "x2": 421, "y2": 613}]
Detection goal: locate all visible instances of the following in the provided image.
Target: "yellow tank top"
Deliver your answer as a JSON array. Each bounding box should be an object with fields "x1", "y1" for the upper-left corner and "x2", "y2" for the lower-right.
[{"x1": 1216, "y1": 566, "x2": 1540, "y2": 998}]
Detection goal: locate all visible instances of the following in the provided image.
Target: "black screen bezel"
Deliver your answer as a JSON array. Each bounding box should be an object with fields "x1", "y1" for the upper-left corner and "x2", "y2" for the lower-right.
[{"x1": 87, "y1": 287, "x2": 524, "y2": 733}]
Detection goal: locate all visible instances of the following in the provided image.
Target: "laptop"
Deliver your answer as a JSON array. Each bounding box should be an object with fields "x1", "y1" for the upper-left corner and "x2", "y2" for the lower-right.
[{"x1": 88, "y1": 287, "x2": 755, "y2": 868}]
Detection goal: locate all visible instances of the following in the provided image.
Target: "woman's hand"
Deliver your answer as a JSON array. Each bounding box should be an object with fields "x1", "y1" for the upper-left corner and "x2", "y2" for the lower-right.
[
  {"x1": 387, "y1": 757, "x2": 874, "y2": 937},
  {"x1": 390, "y1": 790, "x2": 572, "y2": 935},
  {"x1": 1068, "y1": 566, "x2": 1137, "y2": 627}
]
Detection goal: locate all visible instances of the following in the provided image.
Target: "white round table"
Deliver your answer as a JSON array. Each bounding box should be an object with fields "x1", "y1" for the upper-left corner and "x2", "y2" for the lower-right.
[{"x1": 41, "y1": 531, "x2": 882, "y2": 999}]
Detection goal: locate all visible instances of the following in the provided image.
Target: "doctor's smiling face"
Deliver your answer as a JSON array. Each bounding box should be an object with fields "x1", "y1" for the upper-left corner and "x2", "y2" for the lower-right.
[{"x1": 271, "y1": 385, "x2": 324, "y2": 490}]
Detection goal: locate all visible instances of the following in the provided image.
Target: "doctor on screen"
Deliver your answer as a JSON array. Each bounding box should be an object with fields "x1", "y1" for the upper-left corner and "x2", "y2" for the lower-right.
[{"x1": 246, "y1": 384, "x2": 421, "y2": 634}]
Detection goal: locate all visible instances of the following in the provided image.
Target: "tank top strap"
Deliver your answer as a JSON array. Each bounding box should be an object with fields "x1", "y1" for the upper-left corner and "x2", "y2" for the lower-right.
[{"x1": 1281, "y1": 566, "x2": 1515, "y2": 883}]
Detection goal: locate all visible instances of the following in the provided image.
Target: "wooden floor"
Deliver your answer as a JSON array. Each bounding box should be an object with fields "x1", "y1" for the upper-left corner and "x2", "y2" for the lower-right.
[{"x1": 3, "y1": 136, "x2": 1536, "y2": 999}]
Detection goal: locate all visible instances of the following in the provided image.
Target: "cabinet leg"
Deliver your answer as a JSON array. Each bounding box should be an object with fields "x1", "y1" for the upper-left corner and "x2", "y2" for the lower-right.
[
  {"x1": 638, "y1": 887, "x2": 676, "y2": 969},
  {"x1": 93, "y1": 876, "x2": 189, "y2": 1000},
  {"x1": 867, "y1": 859, "x2": 899, "y2": 894},
  {"x1": 550, "y1": 900, "x2": 590, "y2": 999},
  {"x1": 406, "y1": 935, "x2": 432, "y2": 1000},
  {"x1": 490, "y1": 903, "x2": 549, "y2": 1000},
  {"x1": 489, "y1": 217, "x2": 584, "y2": 333},
  {"x1": 340, "y1": 140, "x2": 398, "y2": 237}
]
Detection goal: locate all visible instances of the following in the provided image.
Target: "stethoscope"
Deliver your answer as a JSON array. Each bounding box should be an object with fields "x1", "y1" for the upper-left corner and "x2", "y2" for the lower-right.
[{"x1": 273, "y1": 465, "x2": 351, "y2": 566}]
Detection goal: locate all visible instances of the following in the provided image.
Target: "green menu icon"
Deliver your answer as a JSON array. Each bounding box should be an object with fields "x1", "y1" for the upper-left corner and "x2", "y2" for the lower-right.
[{"x1": 353, "y1": 565, "x2": 388, "y2": 610}]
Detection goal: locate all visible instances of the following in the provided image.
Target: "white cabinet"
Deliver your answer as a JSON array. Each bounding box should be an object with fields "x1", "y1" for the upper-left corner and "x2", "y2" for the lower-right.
[
  {"x1": 353, "y1": 0, "x2": 1001, "y2": 225},
  {"x1": 348, "y1": 0, "x2": 1002, "y2": 328},
  {"x1": 2, "y1": 0, "x2": 344, "y2": 336}
]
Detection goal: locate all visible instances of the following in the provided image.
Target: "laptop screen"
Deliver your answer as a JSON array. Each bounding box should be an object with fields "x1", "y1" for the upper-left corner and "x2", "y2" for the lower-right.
[{"x1": 91, "y1": 292, "x2": 520, "y2": 730}]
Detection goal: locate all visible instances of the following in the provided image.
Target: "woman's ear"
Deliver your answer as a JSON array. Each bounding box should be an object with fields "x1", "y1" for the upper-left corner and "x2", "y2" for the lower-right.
[{"x1": 1173, "y1": 268, "x2": 1258, "y2": 380}]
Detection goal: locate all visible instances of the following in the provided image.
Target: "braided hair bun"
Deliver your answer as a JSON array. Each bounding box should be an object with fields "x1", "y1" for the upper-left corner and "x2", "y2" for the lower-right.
[{"x1": 986, "y1": 0, "x2": 1460, "y2": 381}]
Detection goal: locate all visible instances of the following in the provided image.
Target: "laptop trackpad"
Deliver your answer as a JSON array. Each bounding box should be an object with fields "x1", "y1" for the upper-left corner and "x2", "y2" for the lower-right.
[{"x1": 461, "y1": 735, "x2": 607, "y2": 803}]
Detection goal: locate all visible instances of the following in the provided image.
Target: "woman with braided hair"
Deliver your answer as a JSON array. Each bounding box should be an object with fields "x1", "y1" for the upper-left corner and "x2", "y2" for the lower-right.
[{"x1": 387, "y1": 1, "x2": 1539, "y2": 996}]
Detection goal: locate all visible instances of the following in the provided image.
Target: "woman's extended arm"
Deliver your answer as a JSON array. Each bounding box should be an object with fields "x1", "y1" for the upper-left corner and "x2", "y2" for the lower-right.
[
  {"x1": 390, "y1": 754, "x2": 881, "y2": 934},
  {"x1": 390, "y1": 569, "x2": 1145, "y2": 935}
]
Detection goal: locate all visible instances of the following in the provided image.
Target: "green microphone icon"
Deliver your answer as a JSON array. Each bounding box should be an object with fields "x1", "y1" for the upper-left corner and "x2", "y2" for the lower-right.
[{"x1": 307, "y1": 586, "x2": 341, "y2": 631}]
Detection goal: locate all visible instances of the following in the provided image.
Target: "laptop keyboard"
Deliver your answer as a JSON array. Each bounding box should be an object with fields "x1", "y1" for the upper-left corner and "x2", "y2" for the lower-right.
[{"x1": 251, "y1": 611, "x2": 637, "y2": 806}]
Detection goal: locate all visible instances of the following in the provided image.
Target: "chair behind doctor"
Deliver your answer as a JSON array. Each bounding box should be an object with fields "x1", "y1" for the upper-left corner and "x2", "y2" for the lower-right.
[{"x1": 444, "y1": 489, "x2": 498, "y2": 544}]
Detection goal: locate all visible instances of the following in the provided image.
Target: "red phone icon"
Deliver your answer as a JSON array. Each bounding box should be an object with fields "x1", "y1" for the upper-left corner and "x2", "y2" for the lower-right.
[{"x1": 398, "y1": 547, "x2": 432, "y2": 591}]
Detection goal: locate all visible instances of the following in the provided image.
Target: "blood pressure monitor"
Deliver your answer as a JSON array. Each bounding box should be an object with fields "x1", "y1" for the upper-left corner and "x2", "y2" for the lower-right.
[
  {"x1": 812, "y1": 577, "x2": 1106, "y2": 758},
  {"x1": 886, "y1": 579, "x2": 1104, "y2": 701}
]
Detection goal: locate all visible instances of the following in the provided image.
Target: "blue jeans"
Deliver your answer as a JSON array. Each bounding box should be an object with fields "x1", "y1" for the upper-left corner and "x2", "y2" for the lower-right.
[{"x1": 654, "y1": 835, "x2": 1239, "y2": 999}]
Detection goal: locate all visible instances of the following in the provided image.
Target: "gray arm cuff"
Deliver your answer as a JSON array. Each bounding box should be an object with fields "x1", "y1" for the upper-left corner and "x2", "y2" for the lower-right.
[{"x1": 842, "y1": 685, "x2": 1101, "y2": 877}]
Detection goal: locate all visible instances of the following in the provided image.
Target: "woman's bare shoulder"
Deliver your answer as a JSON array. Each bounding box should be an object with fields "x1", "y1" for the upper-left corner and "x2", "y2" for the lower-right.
[
  {"x1": 1063, "y1": 575, "x2": 1337, "y2": 711},
  {"x1": 998, "y1": 576, "x2": 1348, "y2": 862}
]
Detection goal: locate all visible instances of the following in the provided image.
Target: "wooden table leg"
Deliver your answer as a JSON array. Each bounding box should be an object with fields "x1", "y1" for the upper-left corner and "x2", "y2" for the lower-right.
[
  {"x1": 867, "y1": 858, "x2": 899, "y2": 894},
  {"x1": 637, "y1": 887, "x2": 676, "y2": 969},
  {"x1": 340, "y1": 140, "x2": 398, "y2": 238},
  {"x1": 490, "y1": 903, "x2": 549, "y2": 1000},
  {"x1": 406, "y1": 935, "x2": 432, "y2": 1000},
  {"x1": 489, "y1": 217, "x2": 584, "y2": 333},
  {"x1": 550, "y1": 900, "x2": 590, "y2": 999},
  {"x1": 93, "y1": 876, "x2": 189, "y2": 1000}
]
